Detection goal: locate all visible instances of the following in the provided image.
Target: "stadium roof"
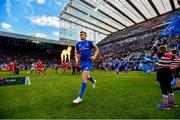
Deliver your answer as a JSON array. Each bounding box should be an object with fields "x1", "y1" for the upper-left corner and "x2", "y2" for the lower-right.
[
  {"x1": 59, "y1": 38, "x2": 78, "y2": 46},
  {"x1": 60, "y1": 0, "x2": 180, "y2": 35},
  {"x1": 0, "y1": 31, "x2": 76, "y2": 46}
]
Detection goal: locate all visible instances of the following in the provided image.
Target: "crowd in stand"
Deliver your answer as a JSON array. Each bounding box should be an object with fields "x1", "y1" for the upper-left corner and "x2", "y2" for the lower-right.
[
  {"x1": 0, "y1": 10, "x2": 179, "y2": 72},
  {"x1": 0, "y1": 54, "x2": 58, "y2": 69},
  {"x1": 0, "y1": 46, "x2": 82, "y2": 75},
  {"x1": 0, "y1": 46, "x2": 60, "y2": 71},
  {"x1": 99, "y1": 9, "x2": 179, "y2": 45},
  {"x1": 95, "y1": 10, "x2": 180, "y2": 70}
]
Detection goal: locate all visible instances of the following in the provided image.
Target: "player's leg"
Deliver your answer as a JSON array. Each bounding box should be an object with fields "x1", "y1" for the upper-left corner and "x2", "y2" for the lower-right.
[
  {"x1": 116, "y1": 67, "x2": 119, "y2": 76},
  {"x1": 73, "y1": 67, "x2": 76, "y2": 75},
  {"x1": 35, "y1": 68, "x2": 37, "y2": 74},
  {"x1": 80, "y1": 70, "x2": 88, "y2": 98},
  {"x1": 39, "y1": 69, "x2": 42, "y2": 75},
  {"x1": 125, "y1": 67, "x2": 128, "y2": 74},
  {"x1": 175, "y1": 77, "x2": 180, "y2": 91},
  {"x1": 76, "y1": 67, "x2": 78, "y2": 74},
  {"x1": 86, "y1": 62, "x2": 96, "y2": 87},
  {"x1": 37, "y1": 68, "x2": 39, "y2": 74},
  {"x1": 163, "y1": 70, "x2": 178, "y2": 108},
  {"x1": 168, "y1": 90, "x2": 177, "y2": 108},
  {"x1": 30, "y1": 69, "x2": 33, "y2": 74},
  {"x1": 87, "y1": 74, "x2": 95, "y2": 83},
  {"x1": 43, "y1": 68, "x2": 46, "y2": 75},
  {"x1": 166, "y1": 80, "x2": 178, "y2": 108},
  {"x1": 157, "y1": 80, "x2": 170, "y2": 110},
  {"x1": 174, "y1": 69, "x2": 180, "y2": 91},
  {"x1": 117, "y1": 68, "x2": 120, "y2": 77},
  {"x1": 73, "y1": 69, "x2": 88, "y2": 104},
  {"x1": 88, "y1": 73, "x2": 96, "y2": 88},
  {"x1": 157, "y1": 69, "x2": 174, "y2": 110},
  {"x1": 72, "y1": 67, "x2": 74, "y2": 74}
]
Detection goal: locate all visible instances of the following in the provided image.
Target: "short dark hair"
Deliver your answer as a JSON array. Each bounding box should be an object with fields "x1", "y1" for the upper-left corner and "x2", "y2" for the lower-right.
[{"x1": 80, "y1": 31, "x2": 86, "y2": 34}]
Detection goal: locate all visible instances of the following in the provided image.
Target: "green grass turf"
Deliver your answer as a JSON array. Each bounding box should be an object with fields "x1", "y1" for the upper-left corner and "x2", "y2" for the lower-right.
[{"x1": 0, "y1": 70, "x2": 180, "y2": 119}]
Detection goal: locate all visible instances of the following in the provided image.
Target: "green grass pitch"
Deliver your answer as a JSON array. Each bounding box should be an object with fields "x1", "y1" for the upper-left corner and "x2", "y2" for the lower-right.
[{"x1": 0, "y1": 70, "x2": 180, "y2": 119}]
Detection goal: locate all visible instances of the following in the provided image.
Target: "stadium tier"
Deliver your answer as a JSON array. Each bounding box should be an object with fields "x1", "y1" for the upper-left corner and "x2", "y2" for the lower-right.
[
  {"x1": 0, "y1": 31, "x2": 75, "y2": 70},
  {"x1": 98, "y1": 9, "x2": 180, "y2": 55}
]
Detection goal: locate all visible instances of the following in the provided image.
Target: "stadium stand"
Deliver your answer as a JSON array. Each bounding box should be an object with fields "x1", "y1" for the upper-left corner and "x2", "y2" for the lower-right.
[
  {"x1": 0, "y1": 31, "x2": 74, "y2": 70},
  {"x1": 98, "y1": 9, "x2": 180, "y2": 57},
  {"x1": 95, "y1": 9, "x2": 180, "y2": 70}
]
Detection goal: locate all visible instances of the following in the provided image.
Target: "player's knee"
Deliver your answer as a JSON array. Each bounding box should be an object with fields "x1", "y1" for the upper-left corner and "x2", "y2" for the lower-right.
[
  {"x1": 87, "y1": 75, "x2": 90, "y2": 79},
  {"x1": 82, "y1": 75, "x2": 87, "y2": 79},
  {"x1": 82, "y1": 79, "x2": 87, "y2": 82}
]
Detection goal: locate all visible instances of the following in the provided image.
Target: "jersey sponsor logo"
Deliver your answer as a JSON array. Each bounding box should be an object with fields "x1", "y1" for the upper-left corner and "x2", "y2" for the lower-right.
[{"x1": 79, "y1": 48, "x2": 89, "y2": 50}]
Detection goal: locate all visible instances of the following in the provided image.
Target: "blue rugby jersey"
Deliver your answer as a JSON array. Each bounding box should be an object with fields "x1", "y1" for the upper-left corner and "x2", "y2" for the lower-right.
[
  {"x1": 114, "y1": 59, "x2": 120, "y2": 68},
  {"x1": 124, "y1": 60, "x2": 129, "y2": 67},
  {"x1": 76, "y1": 40, "x2": 95, "y2": 61}
]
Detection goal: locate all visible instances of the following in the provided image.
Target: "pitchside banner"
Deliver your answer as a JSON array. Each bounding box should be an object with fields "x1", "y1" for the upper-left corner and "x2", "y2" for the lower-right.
[{"x1": 0, "y1": 76, "x2": 31, "y2": 86}]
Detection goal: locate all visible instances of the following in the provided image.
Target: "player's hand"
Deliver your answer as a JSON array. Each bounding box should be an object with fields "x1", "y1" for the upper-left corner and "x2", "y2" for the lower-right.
[
  {"x1": 75, "y1": 54, "x2": 80, "y2": 60},
  {"x1": 91, "y1": 56, "x2": 96, "y2": 61}
]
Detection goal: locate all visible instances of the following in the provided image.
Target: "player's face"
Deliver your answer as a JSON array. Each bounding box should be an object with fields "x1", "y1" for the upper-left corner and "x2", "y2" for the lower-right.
[{"x1": 80, "y1": 33, "x2": 86, "y2": 40}]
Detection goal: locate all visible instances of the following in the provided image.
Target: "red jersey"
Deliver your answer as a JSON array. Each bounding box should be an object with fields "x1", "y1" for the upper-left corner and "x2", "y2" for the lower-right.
[{"x1": 9, "y1": 62, "x2": 14, "y2": 70}]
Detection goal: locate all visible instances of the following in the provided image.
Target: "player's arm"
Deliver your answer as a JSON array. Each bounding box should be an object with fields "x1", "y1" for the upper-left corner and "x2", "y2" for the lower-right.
[
  {"x1": 91, "y1": 45, "x2": 99, "y2": 61},
  {"x1": 75, "y1": 48, "x2": 80, "y2": 61}
]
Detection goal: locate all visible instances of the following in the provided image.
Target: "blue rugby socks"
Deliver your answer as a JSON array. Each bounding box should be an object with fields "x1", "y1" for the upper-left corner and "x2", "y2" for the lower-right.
[
  {"x1": 88, "y1": 76, "x2": 95, "y2": 83},
  {"x1": 79, "y1": 82, "x2": 87, "y2": 99}
]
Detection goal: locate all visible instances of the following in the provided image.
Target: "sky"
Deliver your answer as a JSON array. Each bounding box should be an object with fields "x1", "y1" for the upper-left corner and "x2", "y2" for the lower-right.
[{"x1": 0, "y1": 0, "x2": 68, "y2": 40}]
